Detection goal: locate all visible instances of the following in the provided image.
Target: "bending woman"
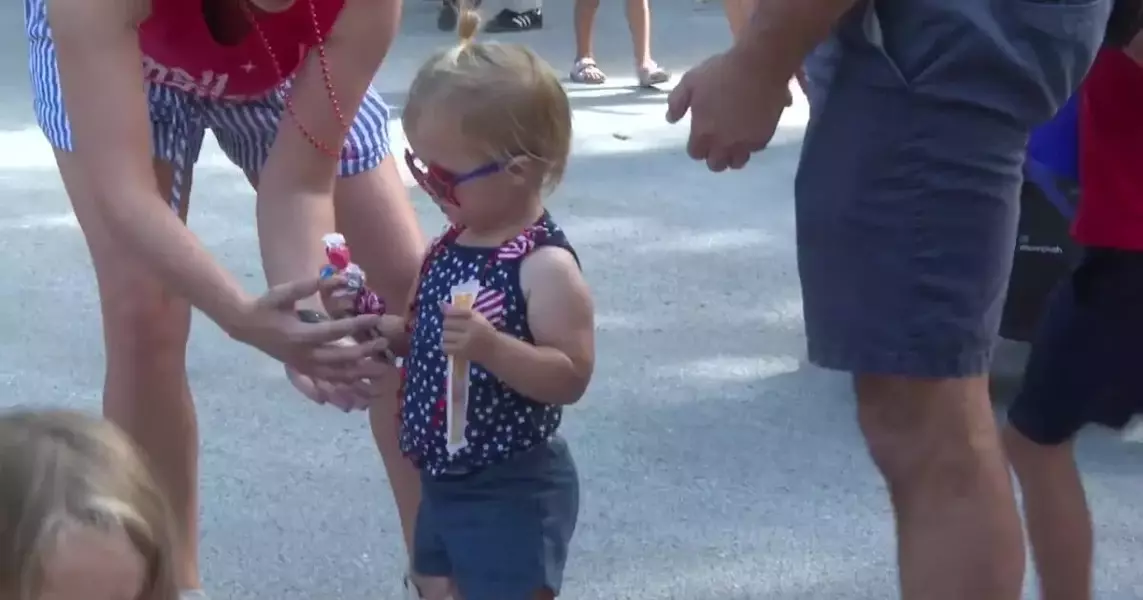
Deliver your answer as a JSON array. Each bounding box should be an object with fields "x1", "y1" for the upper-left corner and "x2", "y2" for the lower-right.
[{"x1": 26, "y1": 0, "x2": 425, "y2": 596}]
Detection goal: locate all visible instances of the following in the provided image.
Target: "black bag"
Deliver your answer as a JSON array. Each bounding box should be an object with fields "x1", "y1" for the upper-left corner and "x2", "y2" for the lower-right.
[{"x1": 1000, "y1": 165, "x2": 1082, "y2": 342}]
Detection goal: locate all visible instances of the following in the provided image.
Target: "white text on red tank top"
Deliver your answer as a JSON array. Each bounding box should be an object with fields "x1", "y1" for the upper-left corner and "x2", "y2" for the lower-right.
[{"x1": 140, "y1": 43, "x2": 307, "y2": 100}]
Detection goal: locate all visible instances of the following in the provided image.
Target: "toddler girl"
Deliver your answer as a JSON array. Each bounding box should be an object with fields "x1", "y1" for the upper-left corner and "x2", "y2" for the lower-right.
[
  {"x1": 329, "y1": 4, "x2": 595, "y2": 599},
  {"x1": 0, "y1": 410, "x2": 179, "y2": 600}
]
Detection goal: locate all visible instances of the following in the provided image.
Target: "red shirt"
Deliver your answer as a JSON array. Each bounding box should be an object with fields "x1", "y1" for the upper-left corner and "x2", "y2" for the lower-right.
[
  {"x1": 137, "y1": 0, "x2": 344, "y2": 100},
  {"x1": 1073, "y1": 48, "x2": 1143, "y2": 251}
]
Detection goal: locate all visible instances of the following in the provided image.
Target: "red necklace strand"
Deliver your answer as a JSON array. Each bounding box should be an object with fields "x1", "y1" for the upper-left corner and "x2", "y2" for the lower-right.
[{"x1": 241, "y1": 0, "x2": 349, "y2": 159}]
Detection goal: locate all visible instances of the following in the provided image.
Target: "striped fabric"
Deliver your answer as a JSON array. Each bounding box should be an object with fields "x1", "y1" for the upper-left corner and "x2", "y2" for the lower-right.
[{"x1": 23, "y1": 0, "x2": 393, "y2": 210}]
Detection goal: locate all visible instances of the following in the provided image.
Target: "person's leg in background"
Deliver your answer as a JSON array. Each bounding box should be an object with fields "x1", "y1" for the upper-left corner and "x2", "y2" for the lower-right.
[
  {"x1": 570, "y1": 0, "x2": 606, "y2": 84},
  {"x1": 624, "y1": 0, "x2": 669, "y2": 86},
  {"x1": 1004, "y1": 284, "x2": 1093, "y2": 600},
  {"x1": 1003, "y1": 249, "x2": 1143, "y2": 600},
  {"x1": 207, "y1": 86, "x2": 425, "y2": 585},
  {"x1": 797, "y1": 48, "x2": 1028, "y2": 600},
  {"x1": 570, "y1": 0, "x2": 669, "y2": 86},
  {"x1": 24, "y1": 1, "x2": 207, "y2": 591},
  {"x1": 1005, "y1": 414, "x2": 1092, "y2": 600}
]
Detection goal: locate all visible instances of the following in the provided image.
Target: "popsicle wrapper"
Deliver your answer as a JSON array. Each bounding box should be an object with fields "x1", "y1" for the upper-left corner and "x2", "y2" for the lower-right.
[{"x1": 445, "y1": 279, "x2": 481, "y2": 454}]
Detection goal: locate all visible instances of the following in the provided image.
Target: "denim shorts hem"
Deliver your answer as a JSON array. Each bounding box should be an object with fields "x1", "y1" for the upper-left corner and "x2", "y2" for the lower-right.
[{"x1": 807, "y1": 343, "x2": 993, "y2": 379}]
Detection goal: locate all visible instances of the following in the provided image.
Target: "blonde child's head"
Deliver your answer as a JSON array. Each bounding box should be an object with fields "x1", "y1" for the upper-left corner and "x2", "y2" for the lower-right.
[
  {"x1": 0, "y1": 410, "x2": 178, "y2": 600},
  {"x1": 403, "y1": 0, "x2": 572, "y2": 233}
]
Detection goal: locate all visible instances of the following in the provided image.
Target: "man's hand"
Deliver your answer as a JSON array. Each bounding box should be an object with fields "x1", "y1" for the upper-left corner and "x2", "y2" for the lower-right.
[
  {"x1": 440, "y1": 304, "x2": 497, "y2": 362},
  {"x1": 666, "y1": 48, "x2": 791, "y2": 172}
]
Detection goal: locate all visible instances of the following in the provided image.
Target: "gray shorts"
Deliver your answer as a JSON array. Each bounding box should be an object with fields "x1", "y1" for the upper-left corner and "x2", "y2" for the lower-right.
[
  {"x1": 413, "y1": 436, "x2": 579, "y2": 600},
  {"x1": 795, "y1": 0, "x2": 1108, "y2": 378}
]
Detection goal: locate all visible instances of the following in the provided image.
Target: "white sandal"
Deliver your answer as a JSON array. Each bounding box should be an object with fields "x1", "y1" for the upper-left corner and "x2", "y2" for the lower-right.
[
  {"x1": 637, "y1": 62, "x2": 671, "y2": 87},
  {"x1": 570, "y1": 57, "x2": 607, "y2": 84}
]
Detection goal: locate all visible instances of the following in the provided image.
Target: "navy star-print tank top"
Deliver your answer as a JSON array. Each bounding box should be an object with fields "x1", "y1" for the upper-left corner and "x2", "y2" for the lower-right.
[{"x1": 400, "y1": 212, "x2": 579, "y2": 477}]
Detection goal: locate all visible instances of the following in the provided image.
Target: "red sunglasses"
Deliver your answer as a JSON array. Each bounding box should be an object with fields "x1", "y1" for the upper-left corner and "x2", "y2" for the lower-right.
[{"x1": 404, "y1": 149, "x2": 507, "y2": 206}]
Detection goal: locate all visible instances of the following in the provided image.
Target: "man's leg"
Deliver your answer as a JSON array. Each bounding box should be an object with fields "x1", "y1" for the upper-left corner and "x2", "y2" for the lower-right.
[
  {"x1": 855, "y1": 376, "x2": 1024, "y2": 599},
  {"x1": 797, "y1": 28, "x2": 1029, "y2": 599}
]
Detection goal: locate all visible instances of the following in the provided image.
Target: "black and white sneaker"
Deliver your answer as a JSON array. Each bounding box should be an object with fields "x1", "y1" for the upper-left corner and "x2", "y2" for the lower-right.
[{"x1": 484, "y1": 9, "x2": 542, "y2": 32}]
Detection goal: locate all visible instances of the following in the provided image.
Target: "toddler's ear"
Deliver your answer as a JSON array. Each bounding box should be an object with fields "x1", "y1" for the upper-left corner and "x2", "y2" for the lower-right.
[{"x1": 503, "y1": 155, "x2": 544, "y2": 186}]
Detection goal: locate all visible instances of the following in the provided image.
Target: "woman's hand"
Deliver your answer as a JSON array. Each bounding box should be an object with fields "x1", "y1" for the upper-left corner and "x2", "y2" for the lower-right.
[
  {"x1": 286, "y1": 362, "x2": 392, "y2": 412},
  {"x1": 229, "y1": 276, "x2": 389, "y2": 382}
]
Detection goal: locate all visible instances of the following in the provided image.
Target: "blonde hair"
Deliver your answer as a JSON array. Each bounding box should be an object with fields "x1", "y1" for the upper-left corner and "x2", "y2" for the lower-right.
[
  {"x1": 0, "y1": 410, "x2": 178, "y2": 600},
  {"x1": 405, "y1": 0, "x2": 572, "y2": 191}
]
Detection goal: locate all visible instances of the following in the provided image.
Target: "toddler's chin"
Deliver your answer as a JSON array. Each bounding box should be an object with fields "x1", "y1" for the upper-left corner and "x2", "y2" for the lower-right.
[{"x1": 437, "y1": 203, "x2": 462, "y2": 225}]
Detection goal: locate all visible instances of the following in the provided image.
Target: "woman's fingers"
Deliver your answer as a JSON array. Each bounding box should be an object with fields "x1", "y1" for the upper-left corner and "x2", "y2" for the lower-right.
[
  {"x1": 294, "y1": 313, "x2": 383, "y2": 345},
  {"x1": 315, "y1": 379, "x2": 352, "y2": 412},
  {"x1": 311, "y1": 336, "x2": 389, "y2": 364},
  {"x1": 285, "y1": 367, "x2": 325, "y2": 405}
]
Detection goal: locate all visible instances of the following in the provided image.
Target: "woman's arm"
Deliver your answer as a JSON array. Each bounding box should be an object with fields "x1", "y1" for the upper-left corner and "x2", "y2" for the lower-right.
[
  {"x1": 48, "y1": 0, "x2": 253, "y2": 330},
  {"x1": 256, "y1": 0, "x2": 402, "y2": 312}
]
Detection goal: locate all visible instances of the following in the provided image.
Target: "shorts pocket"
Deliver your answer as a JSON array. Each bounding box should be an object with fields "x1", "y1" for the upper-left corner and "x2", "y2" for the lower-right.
[{"x1": 1005, "y1": 0, "x2": 1112, "y2": 115}]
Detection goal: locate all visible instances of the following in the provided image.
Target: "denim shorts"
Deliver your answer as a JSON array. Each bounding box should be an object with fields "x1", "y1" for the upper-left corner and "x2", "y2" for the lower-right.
[
  {"x1": 413, "y1": 435, "x2": 579, "y2": 600},
  {"x1": 796, "y1": 0, "x2": 1108, "y2": 378},
  {"x1": 1007, "y1": 248, "x2": 1143, "y2": 445},
  {"x1": 24, "y1": 0, "x2": 392, "y2": 210}
]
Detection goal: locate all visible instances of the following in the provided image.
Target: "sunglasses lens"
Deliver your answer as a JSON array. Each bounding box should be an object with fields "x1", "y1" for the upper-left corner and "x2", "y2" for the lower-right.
[{"x1": 405, "y1": 151, "x2": 461, "y2": 205}]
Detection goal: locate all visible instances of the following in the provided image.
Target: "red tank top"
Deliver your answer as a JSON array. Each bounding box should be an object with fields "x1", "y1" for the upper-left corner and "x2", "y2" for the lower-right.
[
  {"x1": 1073, "y1": 48, "x2": 1143, "y2": 251},
  {"x1": 137, "y1": 0, "x2": 345, "y2": 100}
]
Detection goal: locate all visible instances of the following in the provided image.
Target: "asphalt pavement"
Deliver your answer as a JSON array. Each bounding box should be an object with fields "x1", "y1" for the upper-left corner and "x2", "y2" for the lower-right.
[{"x1": 0, "y1": 2, "x2": 1140, "y2": 598}]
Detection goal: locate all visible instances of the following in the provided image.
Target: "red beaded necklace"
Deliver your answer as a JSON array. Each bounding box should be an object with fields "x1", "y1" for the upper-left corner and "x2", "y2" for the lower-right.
[{"x1": 241, "y1": 0, "x2": 349, "y2": 159}]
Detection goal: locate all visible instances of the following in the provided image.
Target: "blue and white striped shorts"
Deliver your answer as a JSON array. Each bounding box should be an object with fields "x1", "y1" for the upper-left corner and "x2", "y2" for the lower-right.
[{"x1": 24, "y1": 0, "x2": 393, "y2": 209}]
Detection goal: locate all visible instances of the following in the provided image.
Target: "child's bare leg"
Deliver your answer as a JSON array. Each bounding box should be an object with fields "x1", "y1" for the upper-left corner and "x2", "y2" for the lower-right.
[
  {"x1": 573, "y1": 0, "x2": 599, "y2": 61},
  {"x1": 624, "y1": 0, "x2": 651, "y2": 67},
  {"x1": 625, "y1": 0, "x2": 669, "y2": 85}
]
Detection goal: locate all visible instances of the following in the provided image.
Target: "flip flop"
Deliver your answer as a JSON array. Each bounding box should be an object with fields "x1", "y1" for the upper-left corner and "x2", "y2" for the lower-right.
[{"x1": 570, "y1": 57, "x2": 607, "y2": 85}]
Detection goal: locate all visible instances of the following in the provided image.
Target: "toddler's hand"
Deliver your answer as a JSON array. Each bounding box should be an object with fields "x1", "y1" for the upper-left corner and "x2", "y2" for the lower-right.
[{"x1": 441, "y1": 304, "x2": 496, "y2": 361}]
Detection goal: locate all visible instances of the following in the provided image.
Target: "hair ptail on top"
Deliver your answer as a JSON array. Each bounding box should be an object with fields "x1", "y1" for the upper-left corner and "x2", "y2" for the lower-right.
[{"x1": 457, "y1": 0, "x2": 481, "y2": 43}]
